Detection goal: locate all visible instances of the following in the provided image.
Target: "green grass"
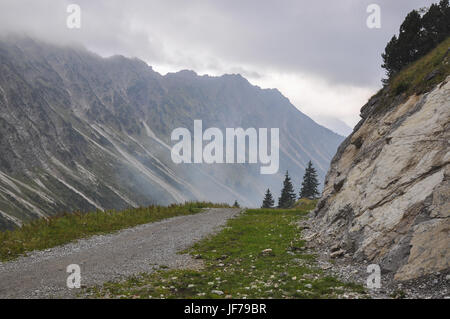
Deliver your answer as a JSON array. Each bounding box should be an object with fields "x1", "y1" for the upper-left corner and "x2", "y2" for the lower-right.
[
  {"x1": 85, "y1": 207, "x2": 366, "y2": 299},
  {"x1": 0, "y1": 201, "x2": 229, "y2": 262},
  {"x1": 293, "y1": 198, "x2": 318, "y2": 211},
  {"x1": 376, "y1": 37, "x2": 450, "y2": 113},
  {"x1": 390, "y1": 37, "x2": 450, "y2": 96}
]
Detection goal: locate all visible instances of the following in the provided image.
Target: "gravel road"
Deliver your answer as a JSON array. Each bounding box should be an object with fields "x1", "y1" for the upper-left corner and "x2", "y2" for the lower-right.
[{"x1": 0, "y1": 208, "x2": 241, "y2": 299}]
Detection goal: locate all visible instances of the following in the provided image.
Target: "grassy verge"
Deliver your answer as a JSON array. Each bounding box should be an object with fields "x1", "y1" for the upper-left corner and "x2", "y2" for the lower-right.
[
  {"x1": 85, "y1": 207, "x2": 365, "y2": 299},
  {"x1": 0, "y1": 201, "x2": 228, "y2": 262}
]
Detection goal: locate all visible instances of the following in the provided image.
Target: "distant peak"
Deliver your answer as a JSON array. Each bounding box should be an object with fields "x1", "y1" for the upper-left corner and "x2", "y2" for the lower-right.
[
  {"x1": 221, "y1": 73, "x2": 246, "y2": 80},
  {"x1": 170, "y1": 69, "x2": 198, "y2": 77}
]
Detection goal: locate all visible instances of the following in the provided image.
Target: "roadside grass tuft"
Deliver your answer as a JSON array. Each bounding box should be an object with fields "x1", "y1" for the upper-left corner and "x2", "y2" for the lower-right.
[
  {"x1": 0, "y1": 201, "x2": 228, "y2": 262},
  {"x1": 86, "y1": 207, "x2": 366, "y2": 299}
]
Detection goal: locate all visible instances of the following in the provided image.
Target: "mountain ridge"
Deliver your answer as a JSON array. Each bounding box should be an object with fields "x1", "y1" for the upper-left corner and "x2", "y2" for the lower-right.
[{"x1": 0, "y1": 35, "x2": 343, "y2": 229}]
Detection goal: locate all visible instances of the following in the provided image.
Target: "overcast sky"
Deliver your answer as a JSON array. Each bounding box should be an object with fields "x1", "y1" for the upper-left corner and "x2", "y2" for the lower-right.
[{"x1": 0, "y1": 0, "x2": 438, "y2": 134}]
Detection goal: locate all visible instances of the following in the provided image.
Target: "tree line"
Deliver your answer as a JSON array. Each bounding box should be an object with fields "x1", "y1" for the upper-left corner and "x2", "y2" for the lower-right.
[
  {"x1": 382, "y1": 0, "x2": 449, "y2": 82},
  {"x1": 262, "y1": 160, "x2": 320, "y2": 209}
]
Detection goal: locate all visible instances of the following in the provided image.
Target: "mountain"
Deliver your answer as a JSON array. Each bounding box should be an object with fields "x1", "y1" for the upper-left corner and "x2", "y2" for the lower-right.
[
  {"x1": 0, "y1": 36, "x2": 343, "y2": 229},
  {"x1": 310, "y1": 39, "x2": 449, "y2": 281}
]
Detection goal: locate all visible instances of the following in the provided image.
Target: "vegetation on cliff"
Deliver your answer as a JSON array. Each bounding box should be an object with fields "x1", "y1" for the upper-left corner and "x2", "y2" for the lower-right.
[{"x1": 382, "y1": 0, "x2": 449, "y2": 81}]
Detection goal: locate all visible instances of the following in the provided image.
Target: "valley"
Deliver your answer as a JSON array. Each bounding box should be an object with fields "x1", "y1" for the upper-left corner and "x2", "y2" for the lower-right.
[{"x1": 0, "y1": 36, "x2": 343, "y2": 229}]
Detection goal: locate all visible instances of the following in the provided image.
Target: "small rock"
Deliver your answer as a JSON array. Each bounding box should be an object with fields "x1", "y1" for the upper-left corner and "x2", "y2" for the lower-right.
[
  {"x1": 333, "y1": 177, "x2": 346, "y2": 192},
  {"x1": 188, "y1": 284, "x2": 195, "y2": 288},
  {"x1": 211, "y1": 290, "x2": 224, "y2": 295},
  {"x1": 446, "y1": 275, "x2": 450, "y2": 281},
  {"x1": 225, "y1": 295, "x2": 232, "y2": 299},
  {"x1": 330, "y1": 249, "x2": 345, "y2": 259},
  {"x1": 425, "y1": 69, "x2": 440, "y2": 81},
  {"x1": 305, "y1": 284, "x2": 312, "y2": 289},
  {"x1": 304, "y1": 233, "x2": 317, "y2": 241},
  {"x1": 330, "y1": 244, "x2": 340, "y2": 252},
  {"x1": 261, "y1": 248, "x2": 275, "y2": 256}
]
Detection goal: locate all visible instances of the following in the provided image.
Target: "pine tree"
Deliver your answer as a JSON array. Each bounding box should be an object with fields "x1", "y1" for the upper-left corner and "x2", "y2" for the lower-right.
[
  {"x1": 262, "y1": 189, "x2": 275, "y2": 208},
  {"x1": 299, "y1": 161, "x2": 320, "y2": 199},
  {"x1": 233, "y1": 200, "x2": 240, "y2": 208},
  {"x1": 278, "y1": 171, "x2": 296, "y2": 208},
  {"x1": 381, "y1": 1, "x2": 450, "y2": 81}
]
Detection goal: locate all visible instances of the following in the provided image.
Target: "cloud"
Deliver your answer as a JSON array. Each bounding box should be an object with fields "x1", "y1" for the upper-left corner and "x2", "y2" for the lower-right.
[
  {"x1": 245, "y1": 69, "x2": 374, "y2": 127},
  {"x1": 0, "y1": 0, "x2": 439, "y2": 128}
]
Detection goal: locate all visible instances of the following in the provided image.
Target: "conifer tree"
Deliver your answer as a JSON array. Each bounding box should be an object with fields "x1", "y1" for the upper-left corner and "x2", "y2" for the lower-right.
[
  {"x1": 381, "y1": 1, "x2": 450, "y2": 81},
  {"x1": 262, "y1": 189, "x2": 275, "y2": 208},
  {"x1": 233, "y1": 200, "x2": 240, "y2": 208},
  {"x1": 278, "y1": 171, "x2": 296, "y2": 208},
  {"x1": 299, "y1": 161, "x2": 320, "y2": 199}
]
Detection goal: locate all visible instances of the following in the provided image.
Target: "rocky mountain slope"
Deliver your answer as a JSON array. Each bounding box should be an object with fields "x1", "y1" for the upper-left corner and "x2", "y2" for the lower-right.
[
  {"x1": 0, "y1": 36, "x2": 343, "y2": 230},
  {"x1": 312, "y1": 40, "x2": 449, "y2": 282}
]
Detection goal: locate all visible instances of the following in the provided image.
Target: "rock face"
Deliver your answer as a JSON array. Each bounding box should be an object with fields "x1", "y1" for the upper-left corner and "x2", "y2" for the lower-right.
[
  {"x1": 313, "y1": 76, "x2": 449, "y2": 281},
  {"x1": 0, "y1": 36, "x2": 343, "y2": 229}
]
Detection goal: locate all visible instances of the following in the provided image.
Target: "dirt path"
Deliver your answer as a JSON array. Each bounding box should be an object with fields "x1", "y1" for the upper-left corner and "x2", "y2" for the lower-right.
[{"x1": 0, "y1": 208, "x2": 241, "y2": 298}]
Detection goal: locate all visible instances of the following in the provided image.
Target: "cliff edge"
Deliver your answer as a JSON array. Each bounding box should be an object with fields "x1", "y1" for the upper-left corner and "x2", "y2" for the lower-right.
[{"x1": 312, "y1": 41, "x2": 449, "y2": 282}]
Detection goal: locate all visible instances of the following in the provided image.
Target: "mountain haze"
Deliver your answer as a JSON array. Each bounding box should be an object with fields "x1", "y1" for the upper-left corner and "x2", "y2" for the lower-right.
[{"x1": 0, "y1": 36, "x2": 343, "y2": 229}]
